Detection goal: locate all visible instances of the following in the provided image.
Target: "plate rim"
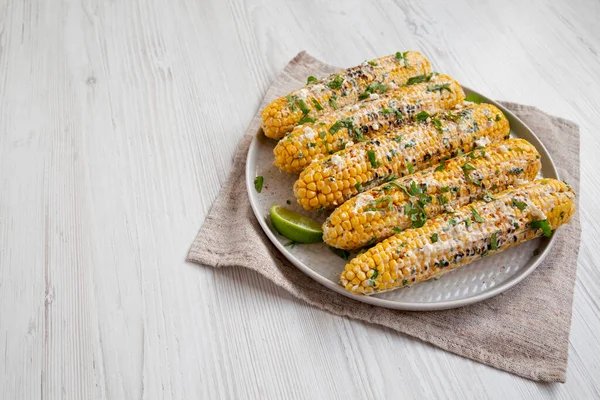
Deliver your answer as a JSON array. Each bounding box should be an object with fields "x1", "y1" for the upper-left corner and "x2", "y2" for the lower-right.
[{"x1": 245, "y1": 87, "x2": 559, "y2": 311}]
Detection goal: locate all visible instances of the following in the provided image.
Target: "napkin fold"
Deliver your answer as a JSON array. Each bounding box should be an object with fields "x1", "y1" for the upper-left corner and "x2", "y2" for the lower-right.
[{"x1": 188, "y1": 52, "x2": 581, "y2": 382}]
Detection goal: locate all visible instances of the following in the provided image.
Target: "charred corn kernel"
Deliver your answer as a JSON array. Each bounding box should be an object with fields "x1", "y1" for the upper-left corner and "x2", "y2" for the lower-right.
[
  {"x1": 324, "y1": 138, "x2": 540, "y2": 249},
  {"x1": 261, "y1": 52, "x2": 431, "y2": 140},
  {"x1": 339, "y1": 179, "x2": 576, "y2": 295},
  {"x1": 294, "y1": 104, "x2": 510, "y2": 210},
  {"x1": 274, "y1": 73, "x2": 465, "y2": 173}
]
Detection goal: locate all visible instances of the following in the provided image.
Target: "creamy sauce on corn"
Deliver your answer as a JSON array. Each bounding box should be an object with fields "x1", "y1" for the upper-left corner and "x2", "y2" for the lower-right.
[{"x1": 353, "y1": 194, "x2": 374, "y2": 213}]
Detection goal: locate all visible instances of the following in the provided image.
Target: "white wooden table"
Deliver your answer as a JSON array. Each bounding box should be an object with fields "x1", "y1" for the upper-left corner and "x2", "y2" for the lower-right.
[{"x1": 1, "y1": 0, "x2": 599, "y2": 398}]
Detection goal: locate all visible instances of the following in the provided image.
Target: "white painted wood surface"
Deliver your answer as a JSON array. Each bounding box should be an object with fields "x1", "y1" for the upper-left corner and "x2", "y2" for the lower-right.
[{"x1": 0, "y1": 0, "x2": 599, "y2": 398}]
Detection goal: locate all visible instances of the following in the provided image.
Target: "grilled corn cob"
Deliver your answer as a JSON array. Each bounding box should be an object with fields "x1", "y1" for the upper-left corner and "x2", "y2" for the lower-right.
[
  {"x1": 340, "y1": 179, "x2": 575, "y2": 295},
  {"x1": 324, "y1": 138, "x2": 541, "y2": 250},
  {"x1": 294, "y1": 104, "x2": 510, "y2": 211},
  {"x1": 261, "y1": 52, "x2": 432, "y2": 140},
  {"x1": 274, "y1": 73, "x2": 465, "y2": 173}
]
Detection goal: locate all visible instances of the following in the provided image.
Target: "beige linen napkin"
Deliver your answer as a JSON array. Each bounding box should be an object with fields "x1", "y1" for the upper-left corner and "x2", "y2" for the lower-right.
[{"x1": 188, "y1": 52, "x2": 581, "y2": 382}]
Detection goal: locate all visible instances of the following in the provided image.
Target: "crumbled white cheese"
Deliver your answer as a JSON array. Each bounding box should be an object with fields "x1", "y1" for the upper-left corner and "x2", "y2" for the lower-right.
[
  {"x1": 369, "y1": 93, "x2": 380, "y2": 100},
  {"x1": 350, "y1": 104, "x2": 360, "y2": 111},
  {"x1": 296, "y1": 88, "x2": 309, "y2": 101},
  {"x1": 346, "y1": 140, "x2": 354, "y2": 147},
  {"x1": 475, "y1": 137, "x2": 491, "y2": 148},
  {"x1": 457, "y1": 122, "x2": 470, "y2": 133},
  {"x1": 497, "y1": 145, "x2": 509, "y2": 153},
  {"x1": 388, "y1": 82, "x2": 398, "y2": 90},
  {"x1": 330, "y1": 154, "x2": 344, "y2": 169},
  {"x1": 312, "y1": 84, "x2": 325, "y2": 93},
  {"x1": 372, "y1": 122, "x2": 380, "y2": 131},
  {"x1": 302, "y1": 126, "x2": 316, "y2": 140}
]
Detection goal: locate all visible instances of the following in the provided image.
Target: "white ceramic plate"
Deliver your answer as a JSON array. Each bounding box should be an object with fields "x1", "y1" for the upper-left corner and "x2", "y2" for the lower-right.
[{"x1": 246, "y1": 88, "x2": 558, "y2": 311}]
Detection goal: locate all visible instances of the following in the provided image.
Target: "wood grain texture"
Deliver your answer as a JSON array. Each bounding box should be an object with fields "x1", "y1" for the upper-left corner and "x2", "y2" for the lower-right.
[{"x1": 0, "y1": 0, "x2": 598, "y2": 398}]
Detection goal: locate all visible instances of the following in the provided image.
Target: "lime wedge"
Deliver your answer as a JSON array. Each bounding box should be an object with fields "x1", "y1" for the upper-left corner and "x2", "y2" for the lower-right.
[{"x1": 270, "y1": 204, "x2": 323, "y2": 244}]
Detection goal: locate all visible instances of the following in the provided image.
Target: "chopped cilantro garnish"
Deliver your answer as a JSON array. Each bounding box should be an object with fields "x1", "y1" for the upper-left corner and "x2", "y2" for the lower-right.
[
  {"x1": 435, "y1": 158, "x2": 447, "y2": 172},
  {"x1": 465, "y1": 93, "x2": 483, "y2": 104},
  {"x1": 437, "y1": 194, "x2": 448, "y2": 205},
  {"x1": 296, "y1": 98, "x2": 310, "y2": 115},
  {"x1": 512, "y1": 198, "x2": 527, "y2": 211},
  {"x1": 393, "y1": 227, "x2": 402, "y2": 234},
  {"x1": 464, "y1": 218, "x2": 472, "y2": 227},
  {"x1": 407, "y1": 162, "x2": 414, "y2": 174},
  {"x1": 329, "y1": 97, "x2": 338, "y2": 110},
  {"x1": 470, "y1": 206, "x2": 485, "y2": 222},
  {"x1": 366, "y1": 196, "x2": 394, "y2": 212},
  {"x1": 432, "y1": 118, "x2": 443, "y2": 133},
  {"x1": 531, "y1": 219, "x2": 552, "y2": 237},
  {"x1": 254, "y1": 176, "x2": 264, "y2": 193},
  {"x1": 495, "y1": 114, "x2": 501, "y2": 122},
  {"x1": 367, "y1": 237, "x2": 377, "y2": 246},
  {"x1": 427, "y1": 83, "x2": 452, "y2": 94},
  {"x1": 367, "y1": 150, "x2": 380, "y2": 168},
  {"x1": 490, "y1": 232, "x2": 498, "y2": 250},
  {"x1": 440, "y1": 186, "x2": 450, "y2": 193},
  {"x1": 329, "y1": 118, "x2": 354, "y2": 134},
  {"x1": 286, "y1": 95, "x2": 297, "y2": 111},
  {"x1": 368, "y1": 60, "x2": 378, "y2": 66},
  {"x1": 319, "y1": 132, "x2": 326, "y2": 139},
  {"x1": 355, "y1": 182, "x2": 362, "y2": 192},
  {"x1": 431, "y1": 233, "x2": 439, "y2": 243},
  {"x1": 482, "y1": 192, "x2": 495, "y2": 202},
  {"x1": 405, "y1": 73, "x2": 433, "y2": 85},
  {"x1": 392, "y1": 135, "x2": 403, "y2": 143},
  {"x1": 312, "y1": 98, "x2": 324, "y2": 111},
  {"x1": 327, "y1": 75, "x2": 344, "y2": 90},
  {"x1": 404, "y1": 202, "x2": 427, "y2": 228},
  {"x1": 383, "y1": 174, "x2": 398, "y2": 182},
  {"x1": 446, "y1": 111, "x2": 460, "y2": 121},
  {"x1": 415, "y1": 111, "x2": 430, "y2": 121},
  {"x1": 298, "y1": 115, "x2": 315, "y2": 125},
  {"x1": 462, "y1": 162, "x2": 481, "y2": 186},
  {"x1": 307, "y1": 142, "x2": 317, "y2": 148},
  {"x1": 358, "y1": 82, "x2": 388, "y2": 100},
  {"x1": 371, "y1": 268, "x2": 379, "y2": 280},
  {"x1": 306, "y1": 76, "x2": 318, "y2": 85},
  {"x1": 395, "y1": 51, "x2": 409, "y2": 66},
  {"x1": 449, "y1": 219, "x2": 457, "y2": 226},
  {"x1": 408, "y1": 181, "x2": 423, "y2": 196},
  {"x1": 284, "y1": 240, "x2": 298, "y2": 248}
]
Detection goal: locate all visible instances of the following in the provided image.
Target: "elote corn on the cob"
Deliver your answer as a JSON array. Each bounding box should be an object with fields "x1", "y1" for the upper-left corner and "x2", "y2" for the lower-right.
[
  {"x1": 274, "y1": 73, "x2": 465, "y2": 173},
  {"x1": 324, "y1": 138, "x2": 541, "y2": 250},
  {"x1": 294, "y1": 104, "x2": 510, "y2": 211},
  {"x1": 261, "y1": 52, "x2": 432, "y2": 140},
  {"x1": 340, "y1": 179, "x2": 576, "y2": 295}
]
